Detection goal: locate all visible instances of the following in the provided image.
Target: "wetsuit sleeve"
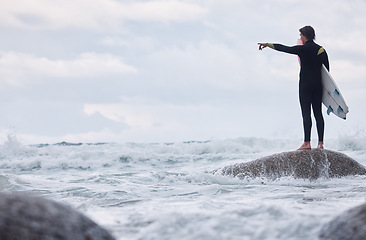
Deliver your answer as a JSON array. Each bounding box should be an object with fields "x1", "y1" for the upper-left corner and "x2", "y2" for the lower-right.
[
  {"x1": 265, "y1": 43, "x2": 301, "y2": 55},
  {"x1": 318, "y1": 47, "x2": 330, "y2": 71}
]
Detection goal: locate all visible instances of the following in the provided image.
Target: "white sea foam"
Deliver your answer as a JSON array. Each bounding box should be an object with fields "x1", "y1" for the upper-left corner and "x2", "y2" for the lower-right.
[{"x1": 1, "y1": 135, "x2": 366, "y2": 239}]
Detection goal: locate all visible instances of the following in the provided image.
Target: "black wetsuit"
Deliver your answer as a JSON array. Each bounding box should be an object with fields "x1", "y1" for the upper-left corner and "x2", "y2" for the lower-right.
[{"x1": 268, "y1": 40, "x2": 329, "y2": 142}]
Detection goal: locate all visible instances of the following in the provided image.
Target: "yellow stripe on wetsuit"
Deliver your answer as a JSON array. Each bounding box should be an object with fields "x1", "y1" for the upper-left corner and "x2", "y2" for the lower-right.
[
  {"x1": 317, "y1": 47, "x2": 324, "y2": 55},
  {"x1": 266, "y1": 43, "x2": 275, "y2": 49}
]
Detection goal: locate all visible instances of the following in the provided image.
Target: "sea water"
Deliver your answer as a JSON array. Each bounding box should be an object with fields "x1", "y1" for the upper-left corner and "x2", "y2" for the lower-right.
[{"x1": 1, "y1": 135, "x2": 366, "y2": 240}]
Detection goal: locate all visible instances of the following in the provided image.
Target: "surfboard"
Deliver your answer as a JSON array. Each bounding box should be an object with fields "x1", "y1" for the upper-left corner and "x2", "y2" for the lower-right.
[{"x1": 321, "y1": 65, "x2": 349, "y2": 119}]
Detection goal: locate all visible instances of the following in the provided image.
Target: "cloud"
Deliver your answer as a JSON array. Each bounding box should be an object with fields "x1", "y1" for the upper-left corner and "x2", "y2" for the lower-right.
[
  {"x1": 0, "y1": 0, "x2": 208, "y2": 30},
  {"x1": 0, "y1": 51, "x2": 137, "y2": 86},
  {"x1": 142, "y1": 41, "x2": 250, "y2": 90},
  {"x1": 84, "y1": 99, "x2": 182, "y2": 129},
  {"x1": 82, "y1": 94, "x2": 303, "y2": 143},
  {"x1": 101, "y1": 35, "x2": 156, "y2": 50},
  {"x1": 1, "y1": 0, "x2": 366, "y2": 144},
  {"x1": 83, "y1": 98, "x2": 220, "y2": 134}
]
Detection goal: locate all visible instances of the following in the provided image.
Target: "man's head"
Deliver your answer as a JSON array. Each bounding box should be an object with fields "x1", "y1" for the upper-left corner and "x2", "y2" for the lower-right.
[{"x1": 299, "y1": 26, "x2": 316, "y2": 43}]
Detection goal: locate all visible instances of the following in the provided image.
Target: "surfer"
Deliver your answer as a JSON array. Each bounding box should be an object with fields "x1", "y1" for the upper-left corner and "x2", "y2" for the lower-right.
[{"x1": 258, "y1": 26, "x2": 329, "y2": 150}]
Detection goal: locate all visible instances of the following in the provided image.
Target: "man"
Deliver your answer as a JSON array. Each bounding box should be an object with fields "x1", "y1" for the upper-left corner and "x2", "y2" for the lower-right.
[{"x1": 258, "y1": 26, "x2": 329, "y2": 150}]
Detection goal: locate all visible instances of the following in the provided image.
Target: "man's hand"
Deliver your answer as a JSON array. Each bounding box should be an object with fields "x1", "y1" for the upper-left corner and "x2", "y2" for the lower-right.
[{"x1": 258, "y1": 43, "x2": 267, "y2": 50}]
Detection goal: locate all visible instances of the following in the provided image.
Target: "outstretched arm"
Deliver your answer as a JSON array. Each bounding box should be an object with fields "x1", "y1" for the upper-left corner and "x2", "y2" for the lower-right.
[
  {"x1": 258, "y1": 43, "x2": 275, "y2": 50},
  {"x1": 258, "y1": 42, "x2": 301, "y2": 55}
]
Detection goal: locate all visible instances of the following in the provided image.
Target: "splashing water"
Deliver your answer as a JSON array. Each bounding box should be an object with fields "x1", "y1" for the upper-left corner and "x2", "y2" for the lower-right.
[{"x1": 1, "y1": 136, "x2": 366, "y2": 240}]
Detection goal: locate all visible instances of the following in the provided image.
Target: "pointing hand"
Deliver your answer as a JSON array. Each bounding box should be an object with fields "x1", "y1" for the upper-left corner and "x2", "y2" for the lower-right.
[{"x1": 258, "y1": 43, "x2": 267, "y2": 50}]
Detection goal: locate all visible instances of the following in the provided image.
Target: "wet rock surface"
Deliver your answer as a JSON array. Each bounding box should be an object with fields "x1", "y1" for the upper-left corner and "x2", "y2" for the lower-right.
[
  {"x1": 216, "y1": 149, "x2": 366, "y2": 180},
  {"x1": 319, "y1": 203, "x2": 366, "y2": 240},
  {"x1": 0, "y1": 192, "x2": 116, "y2": 240}
]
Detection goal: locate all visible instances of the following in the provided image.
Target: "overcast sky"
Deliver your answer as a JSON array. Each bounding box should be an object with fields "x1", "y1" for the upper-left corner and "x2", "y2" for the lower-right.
[{"x1": 1, "y1": 0, "x2": 365, "y2": 144}]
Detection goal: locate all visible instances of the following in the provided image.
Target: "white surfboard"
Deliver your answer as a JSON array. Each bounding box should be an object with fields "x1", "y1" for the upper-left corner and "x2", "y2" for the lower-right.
[{"x1": 321, "y1": 65, "x2": 349, "y2": 119}]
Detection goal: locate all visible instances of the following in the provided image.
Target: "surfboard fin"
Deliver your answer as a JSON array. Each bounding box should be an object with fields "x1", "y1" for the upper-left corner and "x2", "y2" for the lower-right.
[
  {"x1": 327, "y1": 106, "x2": 333, "y2": 115},
  {"x1": 333, "y1": 89, "x2": 340, "y2": 97},
  {"x1": 337, "y1": 106, "x2": 344, "y2": 115}
]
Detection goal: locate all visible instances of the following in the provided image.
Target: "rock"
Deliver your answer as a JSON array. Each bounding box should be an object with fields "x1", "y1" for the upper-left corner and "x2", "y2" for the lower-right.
[
  {"x1": 216, "y1": 149, "x2": 366, "y2": 180},
  {"x1": 0, "y1": 192, "x2": 116, "y2": 240},
  {"x1": 319, "y1": 203, "x2": 366, "y2": 240}
]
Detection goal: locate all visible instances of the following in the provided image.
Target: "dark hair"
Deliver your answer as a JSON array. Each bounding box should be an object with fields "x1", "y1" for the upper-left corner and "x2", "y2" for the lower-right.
[{"x1": 299, "y1": 26, "x2": 316, "y2": 40}]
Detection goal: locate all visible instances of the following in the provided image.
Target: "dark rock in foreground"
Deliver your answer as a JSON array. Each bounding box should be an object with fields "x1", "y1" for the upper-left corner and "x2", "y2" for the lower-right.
[
  {"x1": 216, "y1": 149, "x2": 366, "y2": 180},
  {"x1": 319, "y1": 203, "x2": 366, "y2": 240},
  {"x1": 0, "y1": 192, "x2": 115, "y2": 240}
]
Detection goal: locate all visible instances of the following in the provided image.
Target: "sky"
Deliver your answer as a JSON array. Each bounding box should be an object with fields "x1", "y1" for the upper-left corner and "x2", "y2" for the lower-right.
[{"x1": 0, "y1": 0, "x2": 365, "y2": 144}]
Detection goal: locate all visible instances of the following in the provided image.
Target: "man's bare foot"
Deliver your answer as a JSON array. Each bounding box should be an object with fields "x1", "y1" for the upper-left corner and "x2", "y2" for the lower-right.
[
  {"x1": 297, "y1": 142, "x2": 311, "y2": 150},
  {"x1": 318, "y1": 142, "x2": 324, "y2": 149}
]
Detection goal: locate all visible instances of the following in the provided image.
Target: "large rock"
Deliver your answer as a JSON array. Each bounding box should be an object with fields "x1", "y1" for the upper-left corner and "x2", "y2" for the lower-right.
[
  {"x1": 0, "y1": 192, "x2": 115, "y2": 240},
  {"x1": 319, "y1": 203, "x2": 366, "y2": 240},
  {"x1": 216, "y1": 149, "x2": 366, "y2": 180}
]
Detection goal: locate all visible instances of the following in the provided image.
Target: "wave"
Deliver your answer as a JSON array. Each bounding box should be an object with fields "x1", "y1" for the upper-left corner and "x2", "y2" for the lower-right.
[
  {"x1": 1, "y1": 133, "x2": 366, "y2": 171},
  {"x1": 332, "y1": 137, "x2": 366, "y2": 151},
  {"x1": 33, "y1": 142, "x2": 110, "y2": 148}
]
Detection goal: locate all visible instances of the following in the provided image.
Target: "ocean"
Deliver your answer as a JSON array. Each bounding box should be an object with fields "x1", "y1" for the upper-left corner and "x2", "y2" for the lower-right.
[{"x1": 1, "y1": 135, "x2": 366, "y2": 240}]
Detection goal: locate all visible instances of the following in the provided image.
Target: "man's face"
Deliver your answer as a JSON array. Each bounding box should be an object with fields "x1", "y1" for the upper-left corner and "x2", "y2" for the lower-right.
[{"x1": 300, "y1": 33, "x2": 308, "y2": 44}]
